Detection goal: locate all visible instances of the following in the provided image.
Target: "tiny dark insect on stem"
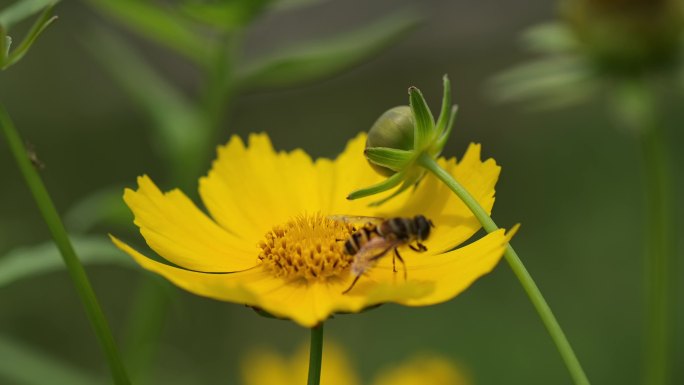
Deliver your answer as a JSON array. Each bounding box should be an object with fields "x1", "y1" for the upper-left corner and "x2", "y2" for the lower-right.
[{"x1": 25, "y1": 141, "x2": 45, "y2": 170}]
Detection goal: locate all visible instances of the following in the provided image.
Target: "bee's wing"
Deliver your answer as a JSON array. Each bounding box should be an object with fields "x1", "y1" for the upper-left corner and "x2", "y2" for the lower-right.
[
  {"x1": 349, "y1": 237, "x2": 400, "y2": 276},
  {"x1": 327, "y1": 215, "x2": 385, "y2": 227}
]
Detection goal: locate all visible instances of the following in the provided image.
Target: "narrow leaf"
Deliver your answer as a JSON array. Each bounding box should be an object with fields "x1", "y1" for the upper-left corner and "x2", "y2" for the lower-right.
[
  {"x1": 409, "y1": 86, "x2": 434, "y2": 150},
  {"x1": 0, "y1": 335, "x2": 104, "y2": 385},
  {"x1": 65, "y1": 186, "x2": 132, "y2": 233},
  {"x1": 84, "y1": 27, "x2": 205, "y2": 176},
  {"x1": 0, "y1": 0, "x2": 58, "y2": 29},
  {"x1": 434, "y1": 74, "x2": 452, "y2": 136},
  {"x1": 347, "y1": 169, "x2": 407, "y2": 200},
  {"x1": 236, "y1": 10, "x2": 421, "y2": 89},
  {"x1": 180, "y1": 0, "x2": 271, "y2": 32},
  {"x1": 3, "y1": 5, "x2": 57, "y2": 69},
  {"x1": 365, "y1": 146, "x2": 413, "y2": 171},
  {"x1": 488, "y1": 56, "x2": 597, "y2": 109},
  {"x1": 435, "y1": 106, "x2": 458, "y2": 153},
  {"x1": 369, "y1": 176, "x2": 417, "y2": 207},
  {"x1": 0, "y1": 27, "x2": 7, "y2": 64},
  {"x1": 521, "y1": 22, "x2": 578, "y2": 54},
  {"x1": 271, "y1": 0, "x2": 326, "y2": 11},
  {"x1": 84, "y1": 0, "x2": 208, "y2": 65},
  {"x1": 0, "y1": 236, "x2": 134, "y2": 288}
]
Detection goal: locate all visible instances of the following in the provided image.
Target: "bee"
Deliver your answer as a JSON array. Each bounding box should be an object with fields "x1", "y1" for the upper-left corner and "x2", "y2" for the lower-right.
[{"x1": 330, "y1": 215, "x2": 434, "y2": 294}]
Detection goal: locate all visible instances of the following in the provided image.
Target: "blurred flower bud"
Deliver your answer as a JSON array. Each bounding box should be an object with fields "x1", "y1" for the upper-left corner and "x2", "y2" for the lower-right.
[{"x1": 562, "y1": 0, "x2": 684, "y2": 74}]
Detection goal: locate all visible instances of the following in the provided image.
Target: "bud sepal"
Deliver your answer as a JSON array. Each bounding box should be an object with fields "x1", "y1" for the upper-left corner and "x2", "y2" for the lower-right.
[{"x1": 349, "y1": 75, "x2": 457, "y2": 205}]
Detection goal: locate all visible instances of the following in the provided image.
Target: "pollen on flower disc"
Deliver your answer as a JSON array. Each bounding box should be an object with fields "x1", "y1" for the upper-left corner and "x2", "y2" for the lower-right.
[{"x1": 257, "y1": 214, "x2": 356, "y2": 281}]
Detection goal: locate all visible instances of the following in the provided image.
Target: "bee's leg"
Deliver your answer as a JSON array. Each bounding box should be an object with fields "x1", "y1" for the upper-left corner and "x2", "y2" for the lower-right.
[
  {"x1": 392, "y1": 251, "x2": 397, "y2": 273},
  {"x1": 342, "y1": 275, "x2": 362, "y2": 294},
  {"x1": 409, "y1": 243, "x2": 427, "y2": 252},
  {"x1": 393, "y1": 248, "x2": 407, "y2": 281}
]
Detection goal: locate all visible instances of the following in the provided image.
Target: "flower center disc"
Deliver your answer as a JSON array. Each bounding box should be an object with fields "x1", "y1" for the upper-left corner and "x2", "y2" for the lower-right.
[{"x1": 258, "y1": 214, "x2": 356, "y2": 282}]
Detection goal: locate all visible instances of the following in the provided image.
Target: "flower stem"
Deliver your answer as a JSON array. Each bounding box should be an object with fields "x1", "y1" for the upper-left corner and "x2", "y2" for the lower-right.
[
  {"x1": 418, "y1": 153, "x2": 590, "y2": 385},
  {"x1": 307, "y1": 323, "x2": 324, "y2": 385},
  {"x1": 0, "y1": 106, "x2": 131, "y2": 385},
  {"x1": 636, "y1": 100, "x2": 674, "y2": 385}
]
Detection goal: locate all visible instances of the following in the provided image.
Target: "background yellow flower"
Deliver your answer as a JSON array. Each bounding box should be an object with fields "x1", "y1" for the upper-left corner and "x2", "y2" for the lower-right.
[{"x1": 242, "y1": 342, "x2": 470, "y2": 385}]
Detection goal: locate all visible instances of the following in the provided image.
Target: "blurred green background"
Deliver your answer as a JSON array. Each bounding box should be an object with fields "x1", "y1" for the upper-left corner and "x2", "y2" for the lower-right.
[{"x1": 1, "y1": 0, "x2": 683, "y2": 384}]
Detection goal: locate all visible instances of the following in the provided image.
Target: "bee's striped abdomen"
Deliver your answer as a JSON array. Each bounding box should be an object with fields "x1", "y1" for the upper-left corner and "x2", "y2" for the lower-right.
[
  {"x1": 384, "y1": 218, "x2": 410, "y2": 241},
  {"x1": 344, "y1": 225, "x2": 380, "y2": 255}
]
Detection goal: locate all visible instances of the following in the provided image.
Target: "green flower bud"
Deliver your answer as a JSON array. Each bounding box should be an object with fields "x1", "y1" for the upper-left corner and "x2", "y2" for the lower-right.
[
  {"x1": 366, "y1": 106, "x2": 415, "y2": 176},
  {"x1": 348, "y1": 75, "x2": 458, "y2": 206}
]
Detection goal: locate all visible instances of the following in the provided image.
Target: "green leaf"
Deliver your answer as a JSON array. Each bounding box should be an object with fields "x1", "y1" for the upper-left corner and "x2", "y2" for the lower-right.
[
  {"x1": 84, "y1": 27, "x2": 206, "y2": 178},
  {"x1": 84, "y1": 0, "x2": 208, "y2": 65},
  {"x1": 408, "y1": 86, "x2": 434, "y2": 150},
  {"x1": 270, "y1": 0, "x2": 327, "y2": 11},
  {"x1": 434, "y1": 74, "x2": 452, "y2": 136},
  {"x1": 65, "y1": 186, "x2": 132, "y2": 233},
  {"x1": 347, "y1": 169, "x2": 407, "y2": 200},
  {"x1": 434, "y1": 105, "x2": 458, "y2": 154},
  {"x1": 347, "y1": 171, "x2": 406, "y2": 200},
  {"x1": 369, "y1": 173, "x2": 421, "y2": 207},
  {"x1": 0, "y1": 236, "x2": 134, "y2": 288},
  {"x1": 364, "y1": 146, "x2": 413, "y2": 171},
  {"x1": 236, "y1": 9, "x2": 421, "y2": 89},
  {"x1": 0, "y1": 335, "x2": 104, "y2": 385},
  {"x1": 521, "y1": 22, "x2": 578, "y2": 55},
  {"x1": 2, "y1": 3, "x2": 57, "y2": 70},
  {"x1": 0, "y1": 0, "x2": 58, "y2": 29},
  {"x1": 488, "y1": 56, "x2": 598, "y2": 110},
  {"x1": 0, "y1": 27, "x2": 8, "y2": 64},
  {"x1": 180, "y1": 0, "x2": 272, "y2": 32}
]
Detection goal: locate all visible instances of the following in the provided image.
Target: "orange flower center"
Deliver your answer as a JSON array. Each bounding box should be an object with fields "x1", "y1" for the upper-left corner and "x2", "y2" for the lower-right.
[{"x1": 257, "y1": 214, "x2": 356, "y2": 281}]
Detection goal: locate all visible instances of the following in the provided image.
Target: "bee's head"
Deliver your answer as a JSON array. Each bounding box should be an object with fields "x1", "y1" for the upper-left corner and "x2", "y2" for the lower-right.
[{"x1": 414, "y1": 215, "x2": 433, "y2": 240}]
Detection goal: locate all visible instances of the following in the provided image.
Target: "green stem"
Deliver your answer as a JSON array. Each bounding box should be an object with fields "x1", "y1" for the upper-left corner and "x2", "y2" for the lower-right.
[
  {"x1": 198, "y1": 33, "x2": 240, "y2": 159},
  {"x1": 122, "y1": 275, "x2": 170, "y2": 383},
  {"x1": 638, "y1": 103, "x2": 674, "y2": 385},
  {"x1": 0, "y1": 106, "x2": 131, "y2": 385},
  {"x1": 120, "y1": 33, "x2": 243, "y2": 379},
  {"x1": 418, "y1": 153, "x2": 590, "y2": 385},
  {"x1": 307, "y1": 323, "x2": 324, "y2": 385}
]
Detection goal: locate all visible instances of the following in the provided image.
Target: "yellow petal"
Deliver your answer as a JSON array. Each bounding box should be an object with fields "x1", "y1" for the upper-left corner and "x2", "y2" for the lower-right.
[
  {"x1": 199, "y1": 134, "x2": 324, "y2": 242},
  {"x1": 359, "y1": 227, "x2": 515, "y2": 306},
  {"x1": 113, "y1": 234, "x2": 399, "y2": 327},
  {"x1": 326, "y1": 133, "x2": 389, "y2": 216},
  {"x1": 123, "y1": 175, "x2": 255, "y2": 272},
  {"x1": 111, "y1": 235, "x2": 263, "y2": 305}
]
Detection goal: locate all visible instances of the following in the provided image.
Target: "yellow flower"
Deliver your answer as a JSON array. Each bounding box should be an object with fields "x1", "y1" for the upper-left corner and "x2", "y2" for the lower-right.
[
  {"x1": 241, "y1": 342, "x2": 359, "y2": 385},
  {"x1": 371, "y1": 354, "x2": 470, "y2": 385},
  {"x1": 111, "y1": 133, "x2": 513, "y2": 327},
  {"x1": 241, "y1": 341, "x2": 470, "y2": 385}
]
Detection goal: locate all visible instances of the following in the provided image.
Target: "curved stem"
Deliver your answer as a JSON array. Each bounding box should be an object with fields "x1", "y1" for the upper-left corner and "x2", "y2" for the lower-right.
[
  {"x1": 418, "y1": 153, "x2": 590, "y2": 385},
  {"x1": 0, "y1": 106, "x2": 131, "y2": 385},
  {"x1": 637, "y1": 100, "x2": 674, "y2": 385},
  {"x1": 307, "y1": 323, "x2": 324, "y2": 385}
]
